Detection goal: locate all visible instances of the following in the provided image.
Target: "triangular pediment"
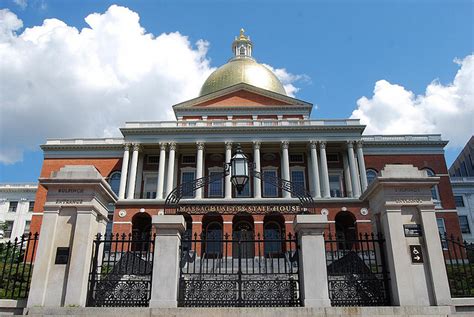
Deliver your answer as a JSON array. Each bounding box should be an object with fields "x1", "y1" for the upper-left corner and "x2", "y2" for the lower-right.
[{"x1": 173, "y1": 83, "x2": 312, "y2": 110}]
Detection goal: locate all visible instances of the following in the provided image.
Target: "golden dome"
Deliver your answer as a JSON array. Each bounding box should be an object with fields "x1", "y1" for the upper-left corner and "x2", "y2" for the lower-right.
[{"x1": 199, "y1": 29, "x2": 287, "y2": 96}]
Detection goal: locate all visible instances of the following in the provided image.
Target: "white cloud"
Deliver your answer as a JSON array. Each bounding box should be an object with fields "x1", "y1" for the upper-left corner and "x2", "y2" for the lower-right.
[
  {"x1": 351, "y1": 55, "x2": 474, "y2": 148},
  {"x1": 13, "y1": 0, "x2": 27, "y2": 9},
  {"x1": 0, "y1": 6, "x2": 303, "y2": 164},
  {"x1": 262, "y1": 64, "x2": 309, "y2": 97}
]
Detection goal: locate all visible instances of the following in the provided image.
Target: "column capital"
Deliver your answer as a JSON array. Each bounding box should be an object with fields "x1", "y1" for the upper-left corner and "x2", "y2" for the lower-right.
[
  {"x1": 196, "y1": 141, "x2": 205, "y2": 151},
  {"x1": 123, "y1": 143, "x2": 131, "y2": 151},
  {"x1": 319, "y1": 141, "x2": 327, "y2": 149},
  {"x1": 355, "y1": 140, "x2": 364, "y2": 148},
  {"x1": 309, "y1": 141, "x2": 318, "y2": 150},
  {"x1": 253, "y1": 141, "x2": 261, "y2": 150},
  {"x1": 131, "y1": 143, "x2": 141, "y2": 151},
  {"x1": 159, "y1": 142, "x2": 167, "y2": 151},
  {"x1": 225, "y1": 142, "x2": 233, "y2": 150},
  {"x1": 346, "y1": 140, "x2": 355, "y2": 148},
  {"x1": 168, "y1": 142, "x2": 177, "y2": 151},
  {"x1": 281, "y1": 140, "x2": 289, "y2": 150}
]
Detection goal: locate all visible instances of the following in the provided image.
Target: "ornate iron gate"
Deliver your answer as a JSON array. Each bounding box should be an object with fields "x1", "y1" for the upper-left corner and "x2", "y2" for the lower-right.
[
  {"x1": 178, "y1": 232, "x2": 301, "y2": 307},
  {"x1": 87, "y1": 233, "x2": 155, "y2": 307},
  {"x1": 325, "y1": 233, "x2": 391, "y2": 306}
]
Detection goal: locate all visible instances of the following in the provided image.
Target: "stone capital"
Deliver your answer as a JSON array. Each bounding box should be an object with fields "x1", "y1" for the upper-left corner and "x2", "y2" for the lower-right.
[
  {"x1": 123, "y1": 143, "x2": 131, "y2": 151},
  {"x1": 346, "y1": 140, "x2": 355, "y2": 148},
  {"x1": 356, "y1": 140, "x2": 364, "y2": 149},
  {"x1": 196, "y1": 142, "x2": 205, "y2": 151},
  {"x1": 253, "y1": 141, "x2": 261, "y2": 150},
  {"x1": 319, "y1": 141, "x2": 327, "y2": 149},
  {"x1": 131, "y1": 143, "x2": 141, "y2": 152},
  {"x1": 159, "y1": 142, "x2": 167, "y2": 151},
  {"x1": 309, "y1": 141, "x2": 318, "y2": 150},
  {"x1": 225, "y1": 142, "x2": 233, "y2": 151},
  {"x1": 281, "y1": 141, "x2": 289, "y2": 150},
  {"x1": 168, "y1": 142, "x2": 177, "y2": 151}
]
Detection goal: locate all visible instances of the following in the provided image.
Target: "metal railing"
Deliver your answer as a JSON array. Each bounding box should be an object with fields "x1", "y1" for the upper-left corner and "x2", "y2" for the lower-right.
[{"x1": 0, "y1": 233, "x2": 39, "y2": 299}]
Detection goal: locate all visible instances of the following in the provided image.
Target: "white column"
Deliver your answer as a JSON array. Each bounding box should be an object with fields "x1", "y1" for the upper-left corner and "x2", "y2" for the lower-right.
[
  {"x1": 347, "y1": 141, "x2": 361, "y2": 198},
  {"x1": 356, "y1": 141, "x2": 368, "y2": 192},
  {"x1": 253, "y1": 142, "x2": 262, "y2": 198},
  {"x1": 195, "y1": 142, "x2": 205, "y2": 199},
  {"x1": 118, "y1": 144, "x2": 130, "y2": 199},
  {"x1": 126, "y1": 143, "x2": 140, "y2": 199},
  {"x1": 319, "y1": 142, "x2": 330, "y2": 198},
  {"x1": 342, "y1": 152, "x2": 353, "y2": 197},
  {"x1": 225, "y1": 142, "x2": 232, "y2": 199},
  {"x1": 309, "y1": 141, "x2": 321, "y2": 198},
  {"x1": 281, "y1": 141, "x2": 291, "y2": 199},
  {"x1": 134, "y1": 153, "x2": 144, "y2": 197},
  {"x1": 156, "y1": 143, "x2": 167, "y2": 199},
  {"x1": 166, "y1": 142, "x2": 177, "y2": 196}
]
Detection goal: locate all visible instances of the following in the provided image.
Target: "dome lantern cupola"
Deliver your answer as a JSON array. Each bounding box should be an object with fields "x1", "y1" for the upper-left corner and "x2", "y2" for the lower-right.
[
  {"x1": 232, "y1": 28, "x2": 253, "y2": 59},
  {"x1": 199, "y1": 29, "x2": 287, "y2": 96}
]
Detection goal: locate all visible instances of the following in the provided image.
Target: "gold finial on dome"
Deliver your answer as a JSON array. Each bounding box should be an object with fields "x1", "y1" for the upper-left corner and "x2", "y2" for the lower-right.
[{"x1": 239, "y1": 28, "x2": 247, "y2": 40}]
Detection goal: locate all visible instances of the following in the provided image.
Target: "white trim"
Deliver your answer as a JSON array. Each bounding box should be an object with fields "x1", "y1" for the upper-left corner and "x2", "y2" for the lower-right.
[
  {"x1": 328, "y1": 169, "x2": 345, "y2": 198},
  {"x1": 113, "y1": 221, "x2": 132, "y2": 224},
  {"x1": 290, "y1": 166, "x2": 307, "y2": 198},
  {"x1": 434, "y1": 209, "x2": 458, "y2": 213},
  {"x1": 208, "y1": 167, "x2": 224, "y2": 198},
  {"x1": 355, "y1": 220, "x2": 371, "y2": 223},
  {"x1": 262, "y1": 166, "x2": 279, "y2": 198},
  {"x1": 180, "y1": 167, "x2": 196, "y2": 199}
]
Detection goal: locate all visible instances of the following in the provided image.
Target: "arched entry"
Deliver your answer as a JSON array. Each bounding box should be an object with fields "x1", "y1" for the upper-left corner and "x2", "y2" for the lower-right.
[
  {"x1": 202, "y1": 213, "x2": 223, "y2": 257},
  {"x1": 131, "y1": 212, "x2": 152, "y2": 251},
  {"x1": 233, "y1": 213, "x2": 254, "y2": 258},
  {"x1": 335, "y1": 211, "x2": 357, "y2": 250},
  {"x1": 263, "y1": 213, "x2": 285, "y2": 257}
]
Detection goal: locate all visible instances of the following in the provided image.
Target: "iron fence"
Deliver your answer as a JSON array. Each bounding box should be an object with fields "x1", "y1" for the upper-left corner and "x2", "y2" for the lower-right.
[
  {"x1": 178, "y1": 232, "x2": 301, "y2": 307},
  {"x1": 440, "y1": 233, "x2": 474, "y2": 297},
  {"x1": 325, "y1": 233, "x2": 391, "y2": 306},
  {"x1": 86, "y1": 233, "x2": 155, "y2": 307},
  {"x1": 0, "y1": 233, "x2": 39, "y2": 299}
]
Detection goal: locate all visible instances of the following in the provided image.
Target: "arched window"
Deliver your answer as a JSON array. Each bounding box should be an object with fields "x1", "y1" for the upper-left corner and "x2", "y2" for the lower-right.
[
  {"x1": 424, "y1": 168, "x2": 440, "y2": 205},
  {"x1": 239, "y1": 46, "x2": 246, "y2": 55},
  {"x1": 335, "y1": 211, "x2": 357, "y2": 250},
  {"x1": 366, "y1": 169, "x2": 378, "y2": 185},
  {"x1": 202, "y1": 214, "x2": 223, "y2": 258},
  {"x1": 131, "y1": 212, "x2": 152, "y2": 251},
  {"x1": 108, "y1": 171, "x2": 121, "y2": 196},
  {"x1": 264, "y1": 221, "x2": 283, "y2": 256}
]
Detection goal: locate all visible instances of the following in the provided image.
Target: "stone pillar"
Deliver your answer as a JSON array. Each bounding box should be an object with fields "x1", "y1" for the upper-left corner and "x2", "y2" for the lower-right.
[
  {"x1": 126, "y1": 143, "x2": 140, "y2": 199},
  {"x1": 361, "y1": 164, "x2": 452, "y2": 306},
  {"x1": 281, "y1": 141, "x2": 291, "y2": 199},
  {"x1": 166, "y1": 142, "x2": 177, "y2": 196},
  {"x1": 149, "y1": 215, "x2": 185, "y2": 308},
  {"x1": 347, "y1": 141, "x2": 361, "y2": 198},
  {"x1": 319, "y1": 142, "x2": 330, "y2": 198},
  {"x1": 253, "y1": 141, "x2": 262, "y2": 198},
  {"x1": 225, "y1": 142, "x2": 233, "y2": 199},
  {"x1": 156, "y1": 143, "x2": 167, "y2": 199},
  {"x1": 195, "y1": 142, "x2": 205, "y2": 199},
  {"x1": 293, "y1": 214, "x2": 331, "y2": 307},
  {"x1": 27, "y1": 165, "x2": 116, "y2": 307},
  {"x1": 356, "y1": 141, "x2": 368, "y2": 192},
  {"x1": 342, "y1": 152, "x2": 353, "y2": 197},
  {"x1": 309, "y1": 141, "x2": 321, "y2": 198},
  {"x1": 118, "y1": 144, "x2": 130, "y2": 199}
]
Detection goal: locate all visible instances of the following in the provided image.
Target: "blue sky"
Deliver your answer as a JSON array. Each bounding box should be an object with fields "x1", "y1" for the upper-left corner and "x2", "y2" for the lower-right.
[{"x1": 0, "y1": 0, "x2": 473, "y2": 182}]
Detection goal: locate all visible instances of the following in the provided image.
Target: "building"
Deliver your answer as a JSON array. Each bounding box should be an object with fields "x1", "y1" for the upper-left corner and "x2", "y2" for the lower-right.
[
  {"x1": 0, "y1": 183, "x2": 36, "y2": 241},
  {"x1": 30, "y1": 30, "x2": 462, "y2": 247},
  {"x1": 449, "y1": 136, "x2": 474, "y2": 242}
]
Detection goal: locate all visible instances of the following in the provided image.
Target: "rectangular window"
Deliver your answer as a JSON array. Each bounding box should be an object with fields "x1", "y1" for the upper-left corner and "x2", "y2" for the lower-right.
[
  {"x1": 459, "y1": 216, "x2": 470, "y2": 234},
  {"x1": 28, "y1": 201, "x2": 35, "y2": 212},
  {"x1": 263, "y1": 170, "x2": 278, "y2": 197},
  {"x1": 143, "y1": 175, "x2": 157, "y2": 199},
  {"x1": 147, "y1": 155, "x2": 160, "y2": 164},
  {"x1": 329, "y1": 174, "x2": 343, "y2": 197},
  {"x1": 208, "y1": 171, "x2": 223, "y2": 197},
  {"x1": 182, "y1": 155, "x2": 196, "y2": 164},
  {"x1": 181, "y1": 171, "x2": 196, "y2": 198},
  {"x1": 290, "y1": 170, "x2": 306, "y2": 197},
  {"x1": 24, "y1": 221, "x2": 31, "y2": 235},
  {"x1": 454, "y1": 196, "x2": 465, "y2": 207},
  {"x1": 235, "y1": 182, "x2": 251, "y2": 198},
  {"x1": 4, "y1": 221, "x2": 14, "y2": 238},
  {"x1": 327, "y1": 154, "x2": 340, "y2": 163},
  {"x1": 437, "y1": 218, "x2": 448, "y2": 249},
  {"x1": 8, "y1": 201, "x2": 18, "y2": 212},
  {"x1": 289, "y1": 154, "x2": 304, "y2": 163}
]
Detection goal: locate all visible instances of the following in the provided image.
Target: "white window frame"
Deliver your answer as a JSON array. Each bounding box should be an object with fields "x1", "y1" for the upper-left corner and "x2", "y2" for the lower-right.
[
  {"x1": 437, "y1": 218, "x2": 448, "y2": 249},
  {"x1": 142, "y1": 172, "x2": 158, "y2": 199},
  {"x1": 208, "y1": 167, "x2": 224, "y2": 198},
  {"x1": 454, "y1": 195, "x2": 465, "y2": 207},
  {"x1": 459, "y1": 215, "x2": 471, "y2": 234},
  {"x1": 262, "y1": 166, "x2": 279, "y2": 198},
  {"x1": 366, "y1": 169, "x2": 378, "y2": 185},
  {"x1": 290, "y1": 166, "x2": 306, "y2": 197},
  {"x1": 28, "y1": 201, "x2": 35, "y2": 212},
  {"x1": 181, "y1": 167, "x2": 196, "y2": 199},
  {"x1": 108, "y1": 171, "x2": 121, "y2": 196},
  {"x1": 424, "y1": 168, "x2": 441, "y2": 207},
  {"x1": 328, "y1": 170, "x2": 345, "y2": 198},
  {"x1": 8, "y1": 201, "x2": 18, "y2": 213}
]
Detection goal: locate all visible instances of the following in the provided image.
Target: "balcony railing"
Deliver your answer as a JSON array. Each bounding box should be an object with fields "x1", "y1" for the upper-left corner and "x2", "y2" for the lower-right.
[
  {"x1": 124, "y1": 119, "x2": 362, "y2": 129},
  {"x1": 362, "y1": 135, "x2": 442, "y2": 142}
]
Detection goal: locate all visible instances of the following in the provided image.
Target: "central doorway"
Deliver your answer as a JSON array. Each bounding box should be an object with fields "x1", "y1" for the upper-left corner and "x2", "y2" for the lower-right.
[{"x1": 232, "y1": 213, "x2": 254, "y2": 258}]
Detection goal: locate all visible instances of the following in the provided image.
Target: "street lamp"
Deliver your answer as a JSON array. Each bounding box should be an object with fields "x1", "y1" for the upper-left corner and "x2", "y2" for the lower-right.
[{"x1": 230, "y1": 144, "x2": 249, "y2": 194}]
